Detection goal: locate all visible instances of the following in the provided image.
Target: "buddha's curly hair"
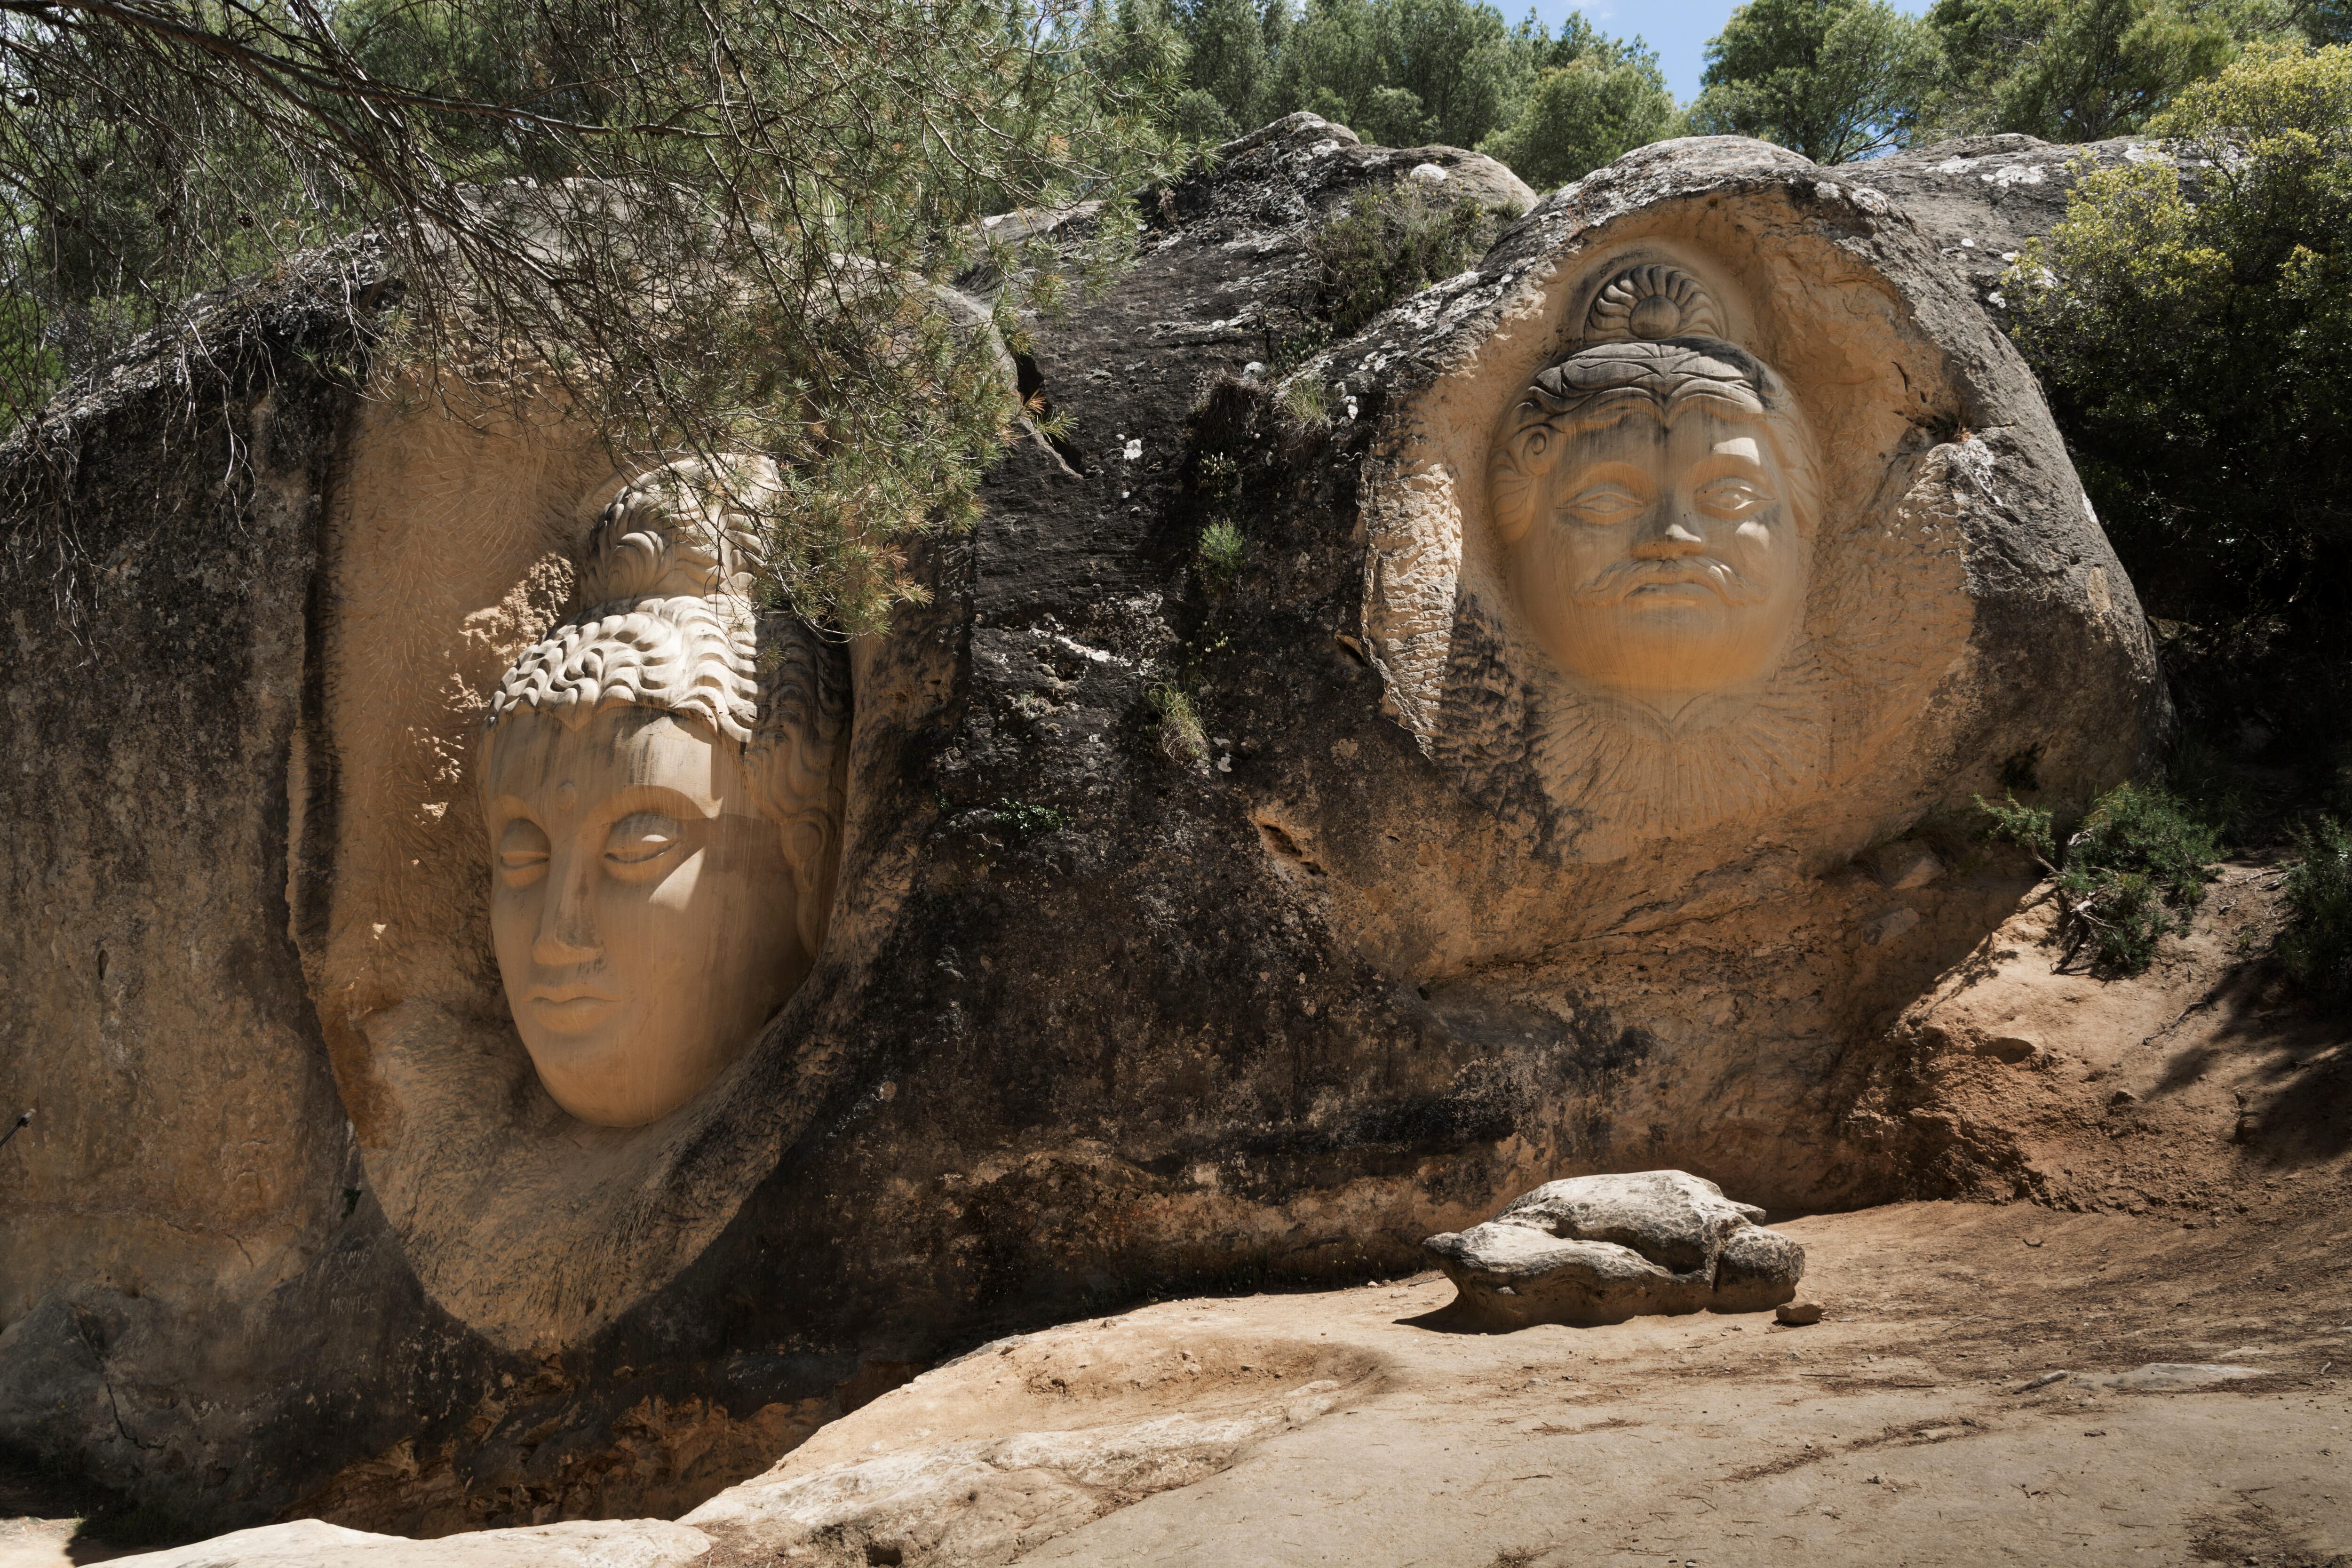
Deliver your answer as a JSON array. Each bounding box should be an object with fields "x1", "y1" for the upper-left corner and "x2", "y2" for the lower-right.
[{"x1": 482, "y1": 456, "x2": 851, "y2": 947}]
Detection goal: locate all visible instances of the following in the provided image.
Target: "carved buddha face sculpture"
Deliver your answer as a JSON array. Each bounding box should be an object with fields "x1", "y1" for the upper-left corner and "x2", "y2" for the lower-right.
[
  {"x1": 479, "y1": 458, "x2": 849, "y2": 1127},
  {"x1": 1489, "y1": 266, "x2": 1820, "y2": 712}
]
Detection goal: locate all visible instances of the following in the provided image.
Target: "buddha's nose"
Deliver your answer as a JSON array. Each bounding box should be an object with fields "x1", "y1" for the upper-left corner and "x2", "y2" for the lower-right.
[
  {"x1": 533, "y1": 849, "x2": 601, "y2": 966},
  {"x1": 1631, "y1": 518, "x2": 1708, "y2": 559}
]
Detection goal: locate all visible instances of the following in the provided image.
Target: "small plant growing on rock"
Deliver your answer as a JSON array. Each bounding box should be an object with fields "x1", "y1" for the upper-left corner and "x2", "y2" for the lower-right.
[
  {"x1": 1196, "y1": 517, "x2": 1247, "y2": 585},
  {"x1": 1147, "y1": 683, "x2": 1208, "y2": 764},
  {"x1": 1978, "y1": 782, "x2": 2219, "y2": 973},
  {"x1": 2277, "y1": 817, "x2": 2352, "y2": 1010},
  {"x1": 989, "y1": 798, "x2": 1066, "y2": 839},
  {"x1": 1279, "y1": 376, "x2": 1329, "y2": 427}
]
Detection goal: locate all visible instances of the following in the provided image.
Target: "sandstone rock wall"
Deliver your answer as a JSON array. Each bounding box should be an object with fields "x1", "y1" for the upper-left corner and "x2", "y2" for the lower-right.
[{"x1": 0, "y1": 263, "x2": 483, "y2": 1525}]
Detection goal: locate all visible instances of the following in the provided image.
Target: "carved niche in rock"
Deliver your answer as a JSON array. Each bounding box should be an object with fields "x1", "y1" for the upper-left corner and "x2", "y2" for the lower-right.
[
  {"x1": 479, "y1": 459, "x2": 848, "y2": 1128},
  {"x1": 294, "y1": 400, "x2": 869, "y2": 1352},
  {"x1": 1364, "y1": 227, "x2": 1995, "y2": 861}
]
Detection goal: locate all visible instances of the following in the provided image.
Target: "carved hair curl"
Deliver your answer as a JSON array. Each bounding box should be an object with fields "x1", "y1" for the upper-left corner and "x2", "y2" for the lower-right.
[
  {"x1": 481, "y1": 456, "x2": 851, "y2": 952},
  {"x1": 1489, "y1": 339, "x2": 1823, "y2": 548}
]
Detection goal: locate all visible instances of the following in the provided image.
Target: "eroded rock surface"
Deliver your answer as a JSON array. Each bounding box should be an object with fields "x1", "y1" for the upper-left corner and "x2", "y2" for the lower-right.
[{"x1": 1424, "y1": 1170, "x2": 1804, "y2": 1327}]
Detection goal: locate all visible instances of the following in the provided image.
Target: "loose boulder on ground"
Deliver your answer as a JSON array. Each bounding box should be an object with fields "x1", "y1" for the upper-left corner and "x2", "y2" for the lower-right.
[{"x1": 1422, "y1": 1171, "x2": 1805, "y2": 1328}]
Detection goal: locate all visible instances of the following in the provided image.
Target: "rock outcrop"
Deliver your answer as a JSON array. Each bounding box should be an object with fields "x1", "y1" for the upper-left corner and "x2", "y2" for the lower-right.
[
  {"x1": 0, "y1": 117, "x2": 2163, "y2": 1537},
  {"x1": 1423, "y1": 1170, "x2": 1804, "y2": 1327}
]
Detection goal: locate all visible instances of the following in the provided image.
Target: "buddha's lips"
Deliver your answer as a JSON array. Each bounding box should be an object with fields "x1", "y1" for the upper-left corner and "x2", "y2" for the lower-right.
[
  {"x1": 527, "y1": 981, "x2": 622, "y2": 1004},
  {"x1": 526, "y1": 989, "x2": 623, "y2": 1035},
  {"x1": 1573, "y1": 556, "x2": 1763, "y2": 606}
]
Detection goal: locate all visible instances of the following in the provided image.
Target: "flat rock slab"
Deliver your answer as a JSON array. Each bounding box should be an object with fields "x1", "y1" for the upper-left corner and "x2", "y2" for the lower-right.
[
  {"x1": 110, "y1": 1519, "x2": 712, "y2": 1568},
  {"x1": 2092, "y1": 1362, "x2": 2263, "y2": 1393}
]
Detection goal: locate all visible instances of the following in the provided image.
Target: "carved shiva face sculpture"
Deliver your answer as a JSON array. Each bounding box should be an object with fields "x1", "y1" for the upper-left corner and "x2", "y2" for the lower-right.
[
  {"x1": 479, "y1": 458, "x2": 849, "y2": 1127},
  {"x1": 1489, "y1": 266, "x2": 1820, "y2": 716}
]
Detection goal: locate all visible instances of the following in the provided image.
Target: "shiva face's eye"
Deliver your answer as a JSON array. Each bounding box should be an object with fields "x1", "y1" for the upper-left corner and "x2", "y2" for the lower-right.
[
  {"x1": 1695, "y1": 476, "x2": 1775, "y2": 519},
  {"x1": 603, "y1": 812, "x2": 684, "y2": 878},
  {"x1": 1559, "y1": 482, "x2": 1645, "y2": 526},
  {"x1": 497, "y1": 819, "x2": 551, "y2": 885}
]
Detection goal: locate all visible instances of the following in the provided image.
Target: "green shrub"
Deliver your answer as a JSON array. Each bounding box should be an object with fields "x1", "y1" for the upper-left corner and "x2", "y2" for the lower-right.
[
  {"x1": 1196, "y1": 517, "x2": 1248, "y2": 584},
  {"x1": 2278, "y1": 816, "x2": 2352, "y2": 1006},
  {"x1": 1148, "y1": 683, "x2": 1209, "y2": 764},
  {"x1": 1306, "y1": 180, "x2": 1496, "y2": 343},
  {"x1": 1979, "y1": 791, "x2": 2060, "y2": 864},
  {"x1": 1979, "y1": 781, "x2": 2220, "y2": 971},
  {"x1": 2002, "y1": 44, "x2": 2352, "y2": 765}
]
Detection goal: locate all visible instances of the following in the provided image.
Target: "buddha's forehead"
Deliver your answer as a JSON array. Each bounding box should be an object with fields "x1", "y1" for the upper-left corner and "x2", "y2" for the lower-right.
[
  {"x1": 486, "y1": 706, "x2": 738, "y2": 817},
  {"x1": 1561, "y1": 397, "x2": 1776, "y2": 451}
]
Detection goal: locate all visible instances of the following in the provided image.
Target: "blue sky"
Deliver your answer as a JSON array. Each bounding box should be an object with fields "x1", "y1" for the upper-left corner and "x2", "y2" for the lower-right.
[
  {"x1": 1522, "y1": 0, "x2": 1917, "y2": 101},
  {"x1": 1526, "y1": 0, "x2": 1735, "y2": 99}
]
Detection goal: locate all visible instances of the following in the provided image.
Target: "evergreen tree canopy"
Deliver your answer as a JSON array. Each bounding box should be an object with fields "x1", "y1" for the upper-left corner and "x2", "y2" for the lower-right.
[
  {"x1": 1690, "y1": 0, "x2": 1944, "y2": 163},
  {"x1": 1148, "y1": 0, "x2": 1663, "y2": 170},
  {"x1": 1479, "y1": 32, "x2": 1679, "y2": 191},
  {"x1": 2006, "y1": 43, "x2": 2352, "y2": 729},
  {"x1": 1928, "y1": 0, "x2": 2296, "y2": 140},
  {"x1": 0, "y1": 0, "x2": 1184, "y2": 630}
]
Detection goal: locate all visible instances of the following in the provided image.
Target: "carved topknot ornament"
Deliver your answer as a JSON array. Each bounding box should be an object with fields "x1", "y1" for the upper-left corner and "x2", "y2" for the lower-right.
[{"x1": 1587, "y1": 264, "x2": 1724, "y2": 343}]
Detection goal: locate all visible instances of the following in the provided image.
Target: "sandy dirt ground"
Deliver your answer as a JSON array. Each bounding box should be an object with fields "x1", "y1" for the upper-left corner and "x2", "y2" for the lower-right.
[{"x1": 9, "y1": 1200, "x2": 2349, "y2": 1567}]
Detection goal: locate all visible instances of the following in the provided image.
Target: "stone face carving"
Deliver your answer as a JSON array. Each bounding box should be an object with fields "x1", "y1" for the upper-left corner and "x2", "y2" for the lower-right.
[
  {"x1": 1422, "y1": 1170, "x2": 1805, "y2": 1329},
  {"x1": 481, "y1": 457, "x2": 850, "y2": 1127},
  {"x1": 1470, "y1": 264, "x2": 1852, "y2": 847},
  {"x1": 1487, "y1": 269, "x2": 1819, "y2": 712}
]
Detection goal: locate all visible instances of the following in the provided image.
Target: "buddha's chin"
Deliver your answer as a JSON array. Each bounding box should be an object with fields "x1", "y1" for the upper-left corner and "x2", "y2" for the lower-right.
[
  {"x1": 1537, "y1": 606, "x2": 1791, "y2": 702},
  {"x1": 536, "y1": 1065, "x2": 692, "y2": 1129},
  {"x1": 520, "y1": 1027, "x2": 662, "y2": 1127}
]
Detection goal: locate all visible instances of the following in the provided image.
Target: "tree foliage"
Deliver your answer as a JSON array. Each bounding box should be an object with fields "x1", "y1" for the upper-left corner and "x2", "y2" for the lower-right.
[
  {"x1": 1928, "y1": 0, "x2": 2291, "y2": 140},
  {"x1": 2005, "y1": 44, "x2": 2352, "y2": 663},
  {"x1": 1133, "y1": 0, "x2": 1669, "y2": 187},
  {"x1": 1478, "y1": 27, "x2": 1680, "y2": 190},
  {"x1": 0, "y1": 0, "x2": 1184, "y2": 631},
  {"x1": 1690, "y1": 0, "x2": 1944, "y2": 163},
  {"x1": 1685, "y1": 0, "x2": 2328, "y2": 161},
  {"x1": 2279, "y1": 815, "x2": 2352, "y2": 1008}
]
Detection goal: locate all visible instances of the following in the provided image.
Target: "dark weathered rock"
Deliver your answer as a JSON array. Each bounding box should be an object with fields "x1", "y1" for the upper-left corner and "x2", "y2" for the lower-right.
[
  {"x1": 1842, "y1": 134, "x2": 2149, "y2": 322},
  {"x1": 1423, "y1": 1171, "x2": 1803, "y2": 1327}
]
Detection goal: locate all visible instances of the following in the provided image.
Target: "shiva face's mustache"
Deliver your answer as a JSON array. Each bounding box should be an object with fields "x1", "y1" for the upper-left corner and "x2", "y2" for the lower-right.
[{"x1": 1564, "y1": 553, "x2": 1768, "y2": 607}]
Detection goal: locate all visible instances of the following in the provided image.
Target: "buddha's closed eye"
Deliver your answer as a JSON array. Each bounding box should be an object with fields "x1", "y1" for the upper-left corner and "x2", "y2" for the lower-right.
[
  {"x1": 498, "y1": 820, "x2": 551, "y2": 883},
  {"x1": 1695, "y1": 476, "x2": 1774, "y2": 519},
  {"x1": 604, "y1": 812, "x2": 684, "y2": 873},
  {"x1": 1561, "y1": 481, "x2": 1645, "y2": 525}
]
